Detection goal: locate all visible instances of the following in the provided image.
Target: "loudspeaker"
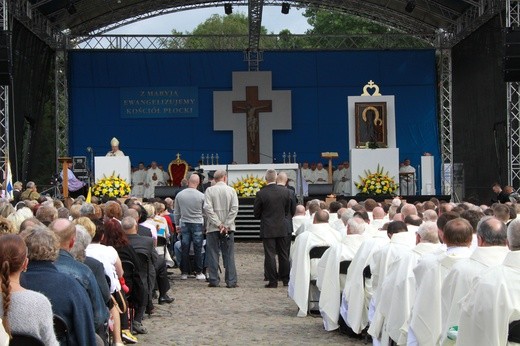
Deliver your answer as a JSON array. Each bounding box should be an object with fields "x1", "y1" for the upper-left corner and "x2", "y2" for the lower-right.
[
  {"x1": 504, "y1": 27, "x2": 520, "y2": 82},
  {"x1": 154, "y1": 186, "x2": 182, "y2": 199},
  {"x1": 308, "y1": 184, "x2": 333, "y2": 196},
  {"x1": 224, "y1": 3, "x2": 232, "y2": 15},
  {"x1": 0, "y1": 31, "x2": 11, "y2": 86}
]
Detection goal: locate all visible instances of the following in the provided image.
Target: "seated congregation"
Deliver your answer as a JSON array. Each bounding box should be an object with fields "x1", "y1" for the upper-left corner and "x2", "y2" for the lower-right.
[
  {"x1": 0, "y1": 195, "x2": 176, "y2": 345},
  {"x1": 288, "y1": 197, "x2": 520, "y2": 345}
]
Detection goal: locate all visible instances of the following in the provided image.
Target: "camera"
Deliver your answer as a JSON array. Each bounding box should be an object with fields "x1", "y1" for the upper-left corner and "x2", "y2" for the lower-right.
[{"x1": 219, "y1": 232, "x2": 230, "y2": 240}]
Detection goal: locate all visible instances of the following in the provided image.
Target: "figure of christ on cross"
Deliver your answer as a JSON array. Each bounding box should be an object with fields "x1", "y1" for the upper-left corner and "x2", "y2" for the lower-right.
[{"x1": 232, "y1": 86, "x2": 272, "y2": 164}]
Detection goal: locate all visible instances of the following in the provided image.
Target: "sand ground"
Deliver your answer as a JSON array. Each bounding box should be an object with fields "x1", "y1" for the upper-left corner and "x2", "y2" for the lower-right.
[{"x1": 135, "y1": 242, "x2": 366, "y2": 346}]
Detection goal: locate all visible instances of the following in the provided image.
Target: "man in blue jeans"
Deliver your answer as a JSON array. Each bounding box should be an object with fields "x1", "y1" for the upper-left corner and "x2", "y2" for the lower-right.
[{"x1": 174, "y1": 173, "x2": 206, "y2": 280}]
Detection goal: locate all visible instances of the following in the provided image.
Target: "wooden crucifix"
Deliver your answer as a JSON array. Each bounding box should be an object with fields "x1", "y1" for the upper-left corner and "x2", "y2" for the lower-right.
[{"x1": 232, "y1": 86, "x2": 272, "y2": 163}]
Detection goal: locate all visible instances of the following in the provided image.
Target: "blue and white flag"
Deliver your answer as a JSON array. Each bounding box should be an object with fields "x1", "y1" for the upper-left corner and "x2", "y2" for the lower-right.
[{"x1": 4, "y1": 160, "x2": 13, "y2": 200}]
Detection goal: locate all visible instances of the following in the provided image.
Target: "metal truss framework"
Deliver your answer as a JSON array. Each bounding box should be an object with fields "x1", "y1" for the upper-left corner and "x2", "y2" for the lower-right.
[
  {"x1": 438, "y1": 48, "x2": 453, "y2": 197},
  {"x1": 508, "y1": 0, "x2": 520, "y2": 188},
  {"x1": 0, "y1": 0, "x2": 504, "y2": 190},
  {"x1": 247, "y1": 0, "x2": 263, "y2": 71},
  {"x1": 0, "y1": 0, "x2": 8, "y2": 182},
  {"x1": 55, "y1": 47, "x2": 69, "y2": 169},
  {"x1": 70, "y1": 33, "x2": 437, "y2": 50}
]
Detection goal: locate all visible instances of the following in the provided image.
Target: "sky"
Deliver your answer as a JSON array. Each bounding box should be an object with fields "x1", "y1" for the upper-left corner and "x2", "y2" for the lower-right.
[{"x1": 108, "y1": 5, "x2": 311, "y2": 35}]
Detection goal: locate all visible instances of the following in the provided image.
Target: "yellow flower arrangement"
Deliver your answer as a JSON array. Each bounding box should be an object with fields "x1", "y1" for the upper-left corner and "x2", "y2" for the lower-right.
[
  {"x1": 92, "y1": 172, "x2": 131, "y2": 199},
  {"x1": 232, "y1": 175, "x2": 267, "y2": 197},
  {"x1": 355, "y1": 165, "x2": 398, "y2": 196}
]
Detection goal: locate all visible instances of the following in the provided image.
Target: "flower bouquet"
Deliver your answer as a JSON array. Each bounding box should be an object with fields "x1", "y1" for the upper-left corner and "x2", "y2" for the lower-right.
[
  {"x1": 232, "y1": 175, "x2": 267, "y2": 197},
  {"x1": 92, "y1": 172, "x2": 131, "y2": 199},
  {"x1": 355, "y1": 164, "x2": 398, "y2": 196}
]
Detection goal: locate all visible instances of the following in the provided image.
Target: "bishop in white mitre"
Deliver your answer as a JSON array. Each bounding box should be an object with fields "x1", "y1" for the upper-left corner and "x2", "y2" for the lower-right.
[
  {"x1": 131, "y1": 162, "x2": 147, "y2": 198},
  {"x1": 439, "y1": 217, "x2": 509, "y2": 346},
  {"x1": 106, "y1": 137, "x2": 125, "y2": 157},
  {"x1": 144, "y1": 161, "x2": 166, "y2": 199},
  {"x1": 457, "y1": 218, "x2": 520, "y2": 346},
  {"x1": 333, "y1": 162, "x2": 352, "y2": 195},
  {"x1": 407, "y1": 218, "x2": 473, "y2": 346}
]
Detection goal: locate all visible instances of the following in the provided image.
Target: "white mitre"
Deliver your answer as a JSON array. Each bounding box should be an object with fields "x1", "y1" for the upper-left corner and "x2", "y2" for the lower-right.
[{"x1": 111, "y1": 137, "x2": 119, "y2": 146}]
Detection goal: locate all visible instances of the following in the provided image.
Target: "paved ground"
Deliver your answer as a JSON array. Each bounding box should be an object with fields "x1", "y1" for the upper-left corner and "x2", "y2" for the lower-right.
[{"x1": 135, "y1": 242, "x2": 366, "y2": 346}]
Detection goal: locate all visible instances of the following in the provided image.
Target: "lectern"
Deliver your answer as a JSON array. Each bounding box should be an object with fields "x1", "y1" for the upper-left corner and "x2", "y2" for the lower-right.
[
  {"x1": 321, "y1": 152, "x2": 338, "y2": 184},
  {"x1": 58, "y1": 157, "x2": 72, "y2": 198}
]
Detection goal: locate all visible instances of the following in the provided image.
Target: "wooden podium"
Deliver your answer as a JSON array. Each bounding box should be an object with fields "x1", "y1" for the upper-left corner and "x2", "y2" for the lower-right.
[
  {"x1": 321, "y1": 152, "x2": 338, "y2": 184},
  {"x1": 58, "y1": 157, "x2": 72, "y2": 198}
]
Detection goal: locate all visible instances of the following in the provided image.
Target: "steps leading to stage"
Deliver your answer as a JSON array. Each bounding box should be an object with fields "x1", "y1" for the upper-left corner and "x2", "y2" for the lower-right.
[{"x1": 235, "y1": 199, "x2": 260, "y2": 239}]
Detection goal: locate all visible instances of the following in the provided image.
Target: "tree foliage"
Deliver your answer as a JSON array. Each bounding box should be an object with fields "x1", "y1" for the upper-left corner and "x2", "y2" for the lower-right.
[
  {"x1": 169, "y1": 13, "x2": 269, "y2": 50},
  {"x1": 303, "y1": 7, "x2": 391, "y2": 35}
]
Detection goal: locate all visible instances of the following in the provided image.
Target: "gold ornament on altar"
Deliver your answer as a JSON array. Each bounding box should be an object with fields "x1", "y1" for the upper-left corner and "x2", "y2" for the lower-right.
[
  {"x1": 232, "y1": 175, "x2": 267, "y2": 197},
  {"x1": 355, "y1": 165, "x2": 398, "y2": 196}
]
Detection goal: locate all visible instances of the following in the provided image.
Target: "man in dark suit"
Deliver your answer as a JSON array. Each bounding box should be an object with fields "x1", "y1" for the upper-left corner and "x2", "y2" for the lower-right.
[
  {"x1": 254, "y1": 169, "x2": 292, "y2": 288},
  {"x1": 276, "y1": 172, "x2": 297, "y2": 262},
  {"x1": 121, "y1": 216, "x2": 174, "y2": 307}
]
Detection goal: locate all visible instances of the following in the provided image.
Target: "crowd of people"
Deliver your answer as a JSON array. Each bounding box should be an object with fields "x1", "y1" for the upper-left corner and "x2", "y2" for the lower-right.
[
  {"x1": 287, "y1": 190, "x2": 520, "y2": 345},
  {"x1": 4, "y1": 155, "x2": 520, "y2": 345},
  {"x1": 0, "y1": 185, "x2": 182, "y2": 345}
]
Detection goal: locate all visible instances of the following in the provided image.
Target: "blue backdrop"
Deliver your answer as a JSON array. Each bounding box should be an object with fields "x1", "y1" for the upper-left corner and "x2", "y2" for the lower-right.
[{"x1": 69, "y1": 49, "x2": 440, "y2": 192}]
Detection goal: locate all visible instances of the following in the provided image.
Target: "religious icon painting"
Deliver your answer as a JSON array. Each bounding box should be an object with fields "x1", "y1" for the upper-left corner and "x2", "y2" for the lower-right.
[{"x1": 354, "y1": 102, "x2": 388, "y2": 148}]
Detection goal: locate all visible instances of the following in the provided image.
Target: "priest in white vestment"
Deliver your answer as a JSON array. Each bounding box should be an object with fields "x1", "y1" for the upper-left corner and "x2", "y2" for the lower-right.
[
  {"x1": 106, "y1": 137, "x2": 125, "y2": 156},
  {"x1": 399, "y1": 159, "x2": 416, "y2": 195},
  {"x1": 367, "y1": 222, "x2": 416, "y2": 344},
  {"x1": 340, "y1": 231, "x2": 389, "y2": 334},
  {"x1": 368, "y1": 222, "x2": 444, "y2": 345},
  {"x1": 301, "y1": 162, "x2": 314, "y2": 184},
  {"x1": 440, "y1": 217, "x2": 509, "y2": 345},
  {"x1": 457, "y1": 218, "x2": 520, "y2": 346},
  {"x1": 312, "y1": 162, "x2": 329, "y2": 184},
  {"x1": 333, "y1": 163, "x2": 351, "y2": 195},
  {"x1": 371, "y1": 207, "x2": 388, "y2": 231},
  {"x1": 407, "y1": 218, "x2": 474, "y2": 346},
  {"x1": 317, "y1": 216, "x2": 371, "y2": 330},
  {"x1": 131, "y1": 162, "x2": 147, "y2": 197},
  {"x1": 292, "y1": 205, "x2": 310, "y2": 236},
  {"x1": 144, "y1": 161, "x2": 166, "y2": 198},
  {"x1": 288, "y1": 210, "x2": 340, "y2": 317}
]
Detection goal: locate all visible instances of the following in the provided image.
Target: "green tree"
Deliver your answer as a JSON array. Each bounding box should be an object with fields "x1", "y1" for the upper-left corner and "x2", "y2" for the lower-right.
[
  {"x1": 301, "y1": 7, "x2": 428, "y2": 49},
  {"x1": 303, "y1": 8, "x2": 390, "y2": 35},
  {"x1": 170, "y1": 13, "x2": 269, "y2": 50}
]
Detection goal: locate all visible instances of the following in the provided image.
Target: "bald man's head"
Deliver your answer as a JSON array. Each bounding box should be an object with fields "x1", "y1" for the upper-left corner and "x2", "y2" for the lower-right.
[{"x1": 188, "y1": 174, "x2": 200, "y2": 188}]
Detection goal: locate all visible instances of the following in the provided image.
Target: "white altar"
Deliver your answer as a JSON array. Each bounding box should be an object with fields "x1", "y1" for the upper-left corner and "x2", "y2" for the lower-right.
[
  {"x1": 350, "y1": 149, "x2": 399, "y2": 195},
  {"x1": 200, "y1": 163, "x2": 300, "y2": 193},
  {"x1": 94, "y1": 156, "x2": 131, "y2": 183}
]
